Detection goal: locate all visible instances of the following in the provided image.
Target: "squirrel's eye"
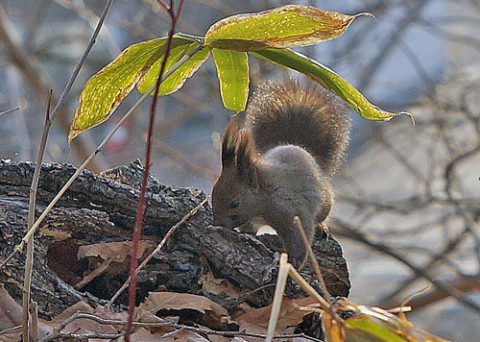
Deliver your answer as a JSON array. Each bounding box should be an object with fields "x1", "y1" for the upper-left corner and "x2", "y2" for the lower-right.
[{"x1": 229, "y1": 199, "x2": 240, "y2": 209}]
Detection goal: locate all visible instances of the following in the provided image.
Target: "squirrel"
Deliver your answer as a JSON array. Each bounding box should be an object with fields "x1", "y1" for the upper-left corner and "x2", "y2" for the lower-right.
[{"x1": 211, "y1": 79, "x2": 351, "y2": 268}]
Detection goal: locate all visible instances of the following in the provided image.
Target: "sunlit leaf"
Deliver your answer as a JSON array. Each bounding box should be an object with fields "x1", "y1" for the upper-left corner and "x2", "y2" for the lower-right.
[
  {"x1": 253, "y1": 48, "x2": 411, "y2": 121},
  {"x1": 69, "y1": 37, "x2": 192, "y2": 142},
  {"x1": 137, "y1": 42, "x2": 210, "y2": 96},
  {"x1": 345, "y1": 316, "x2": 407, "y2": 342},
  {"x1": 205, "y1": 5, "x2": 368, "y2": 51},
  {"x1": 136, "y1": 42, "x2": 191, "y2": 95},
  {"x1": 355, "y1": 305, "x2": 450, "y2": 342},
  {"x1": 212, "y1": 48, "x2": 249, "y2": 111}
]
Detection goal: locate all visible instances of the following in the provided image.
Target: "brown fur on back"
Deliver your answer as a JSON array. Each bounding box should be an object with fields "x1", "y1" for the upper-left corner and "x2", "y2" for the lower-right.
[{"x1": 245, "y1": 79, "x2": 351, "y2": 175}]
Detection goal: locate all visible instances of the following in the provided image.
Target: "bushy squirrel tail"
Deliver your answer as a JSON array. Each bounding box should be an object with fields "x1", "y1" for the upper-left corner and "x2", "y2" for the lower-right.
[{"x1": 245, "y1": 79, "x2": 351, "y2": 175}]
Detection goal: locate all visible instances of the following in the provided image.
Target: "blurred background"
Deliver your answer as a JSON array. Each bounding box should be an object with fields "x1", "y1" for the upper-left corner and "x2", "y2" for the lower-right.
[{"x1": 1, "y1": 0, "x2": 479, "y2": 340}]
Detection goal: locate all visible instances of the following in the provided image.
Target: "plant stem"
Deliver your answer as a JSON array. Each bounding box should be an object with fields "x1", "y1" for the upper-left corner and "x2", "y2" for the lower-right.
[
  {"x1": 22, "y1": 91, "x2": 53, "y2": 342},
  {"x1": 124, "y1": 0, "x2": 185, "y2": 340},
  {"x1": 107, "y1": 197, "x2": 208, "y2": 308}
]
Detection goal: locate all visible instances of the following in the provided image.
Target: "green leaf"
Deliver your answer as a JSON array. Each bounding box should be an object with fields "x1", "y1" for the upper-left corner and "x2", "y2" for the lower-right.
[
  {"x1": 69, "y1": 36, "x2": 192, "y2": 142},
  {"x1": 212, "y1": 48, "x2": 249, "y2": 111},
  {"x1": 253, "y1": 49, "x2": 410, "y2": 121},
  {"x1": 205, "y1": 5, "x2": 368, "y2": 51},
  {"x1": 345, "y1": 317, "x2": 408, "y2": 342},
  {"x1": 137, "y1": 42, "x2": 210, "y2": 96}
]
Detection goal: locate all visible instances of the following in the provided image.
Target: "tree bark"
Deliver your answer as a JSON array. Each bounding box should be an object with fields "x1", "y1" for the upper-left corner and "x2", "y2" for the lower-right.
[{"x1": 0, "y1": 160, "x2": 350, "y2": 319}]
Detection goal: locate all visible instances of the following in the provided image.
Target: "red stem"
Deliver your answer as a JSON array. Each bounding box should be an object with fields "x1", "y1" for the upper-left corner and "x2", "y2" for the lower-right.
[{"x1": 124, "y1": 1, "x2": 184, "y2": 340}]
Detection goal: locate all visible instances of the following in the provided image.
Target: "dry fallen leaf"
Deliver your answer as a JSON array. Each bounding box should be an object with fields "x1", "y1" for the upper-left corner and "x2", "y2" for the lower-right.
[
  {"x1": 134, "y1": 306, "x2": 177, "y2": 336},
  {"x1": 236, "y1": 296, "x2": 317, "y2": 335},
  {"x1": 41, "y1": 302, "x2": 124, "y2": 339},
  {"x1": 0, "y1": 285, "x2": 52, "y2": 339},
  {"x1": 75, "y1": 240, "x2": 154, "y2": 288},
  {"x1": 199, "y1": 268, "x2": 249, "y2": 303},
  {"x1": 0, "y1": 284, "x2": 23, "y2": 330},
  {"x1": 77, "y1": 240, "x2": 154, "y2": 264},
  {"x1": 139, "y1": 292, "x2": 238, "y2": 332},
  {"x1": 140, "y1": 292, "x2": 229, "y2": 317},
  {"x1": 159, "y1": 328, "x2": 211, "y2": 341}
]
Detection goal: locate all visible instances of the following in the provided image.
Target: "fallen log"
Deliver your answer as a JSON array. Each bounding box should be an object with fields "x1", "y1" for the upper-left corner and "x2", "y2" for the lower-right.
[{"x1": 0, "y1": 160, "x2": 350, "y2": 320}]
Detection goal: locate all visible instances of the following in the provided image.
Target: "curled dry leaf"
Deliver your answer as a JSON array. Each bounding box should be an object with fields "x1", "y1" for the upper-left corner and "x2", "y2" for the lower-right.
[
  {"x1": 134, "y1": 306, "x2": 178, "y2": 336},
  {"x1": 140, "y1": 292, "x2": 229, "y2": 316},
  {"x1": 77, "y1": 240, "x2": 154, "y2": 263},
  {"x1": 139, "y1": 292, "x2": 236, "y2": 332},
  {"x1": 236, "y1": 296, "x2": 317, "y2": 335},
  {"x1": 75, "y1": 240, "x2": 154, "y2": 288}
]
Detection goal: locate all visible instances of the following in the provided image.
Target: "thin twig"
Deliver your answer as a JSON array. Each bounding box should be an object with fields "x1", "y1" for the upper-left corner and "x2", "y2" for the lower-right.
[
  {"x1": 0, "y1": 3, "x2": 113, "y2": 170},
  {"x1": 407, "y1": 274, "x2": 480, "y2": 310},
  {"x1": 357, "y1": 1, "x2": 430, "y2": 91},
  {"x1": 379, "y1": 137, "x2": 480, "y2": 306},
  {"x1": 293, "y1": 217, "x2": 342, "y2": 323},
  {"x1": 50, "y1": 333, "x2": 123, "y2": 340},
  {"x1": 0, "y1": 248, "x2": 19, "y2": 269},
  {"x1": 30, "y1": 302, "x2": 39, "y2": 342},
  {"x1": 49, "y1": 0, "x2": 114, "y2": 123},
  {"x1": 0, "y1": 107, "x2": 19, "y2": 117},
  {"x1": 107, "y1": 196, "x2": 208, "y2": 306},
  {"x1": 39, "y1": 311, "x2": 322, "y2": 342},
  {"x1": 294, "y1": 218, "x2": 330, "y2": 302},
  {"x1": 22, "y1": 90, "x2": 53, "y2": 342},
  {"x1": 124, "y1": 0, "x2": 185, "y2": 340},
  {"x1": 0, "y1": 325, "x2": 22, "y2": 336},
  {"x1": 266, "y1": 254, "x2": 292, "y2": 342},
  {"x1": 334, "y1": 220, "x2": 480, "y2": 314}
]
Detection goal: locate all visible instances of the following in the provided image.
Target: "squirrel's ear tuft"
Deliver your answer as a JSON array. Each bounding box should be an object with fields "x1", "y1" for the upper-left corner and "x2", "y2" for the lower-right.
[
  {"x1": 220, "y1": 120, "x2": 259, "y2": 188},
  {"x1": 221, "y1": 121, "x2": 239, "y2": 167},
  {"x1": 235, "y1": 130, "x2": 259, "y2": 188}
]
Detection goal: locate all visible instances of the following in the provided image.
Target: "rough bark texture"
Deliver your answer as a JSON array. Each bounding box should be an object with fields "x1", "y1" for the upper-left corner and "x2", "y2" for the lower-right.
[{"x1": 0, "y1": 160, "x2": 350, "y2": 319}]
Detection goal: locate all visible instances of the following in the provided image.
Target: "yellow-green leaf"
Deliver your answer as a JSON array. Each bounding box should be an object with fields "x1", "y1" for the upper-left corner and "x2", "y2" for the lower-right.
[
  {"x1": 212, "y1": 48, "x2": 249, "y2": 112},
  {"x1": 137, "y1": 42, "x2": 210, "y2": 96},
  {"x1": 69, "y1": 37, "x2": 192, "y2": 142},
  {"x1": 345, "y1": 316, "x2": 407, "y2": 342},
  {"x1": 253, "y1": 48, "x2": 410, "y2": 121},
  {"x1": 205, "y1": 5, "x2": 367, "y2": 51}
]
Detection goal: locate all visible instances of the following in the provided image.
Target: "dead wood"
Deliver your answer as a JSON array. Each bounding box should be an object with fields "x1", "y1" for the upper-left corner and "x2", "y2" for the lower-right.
[{"x1": 0, "y1": 160, "x2": 350, "y2": 319}]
